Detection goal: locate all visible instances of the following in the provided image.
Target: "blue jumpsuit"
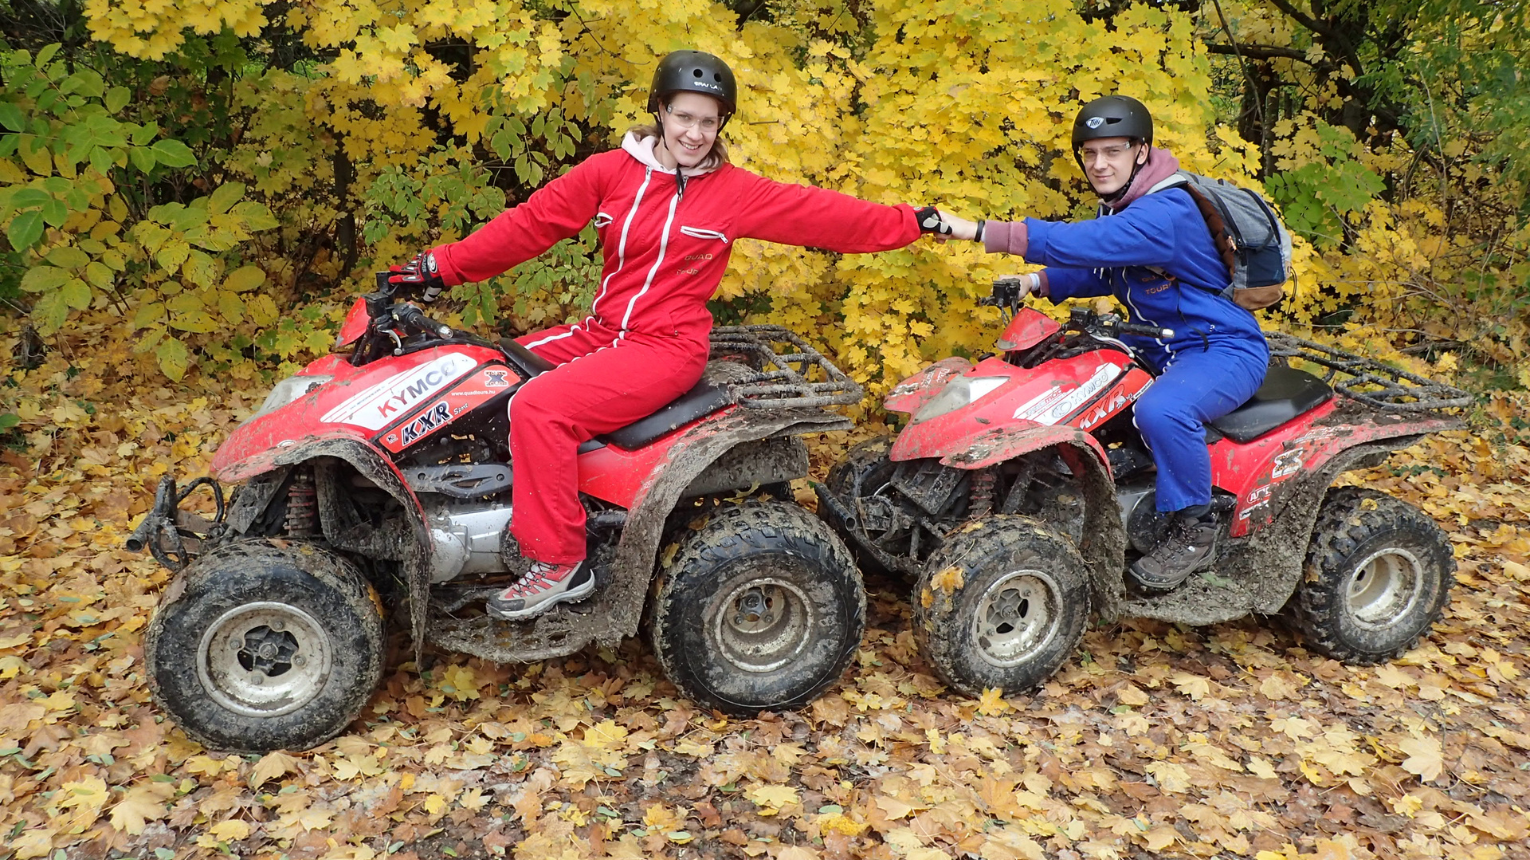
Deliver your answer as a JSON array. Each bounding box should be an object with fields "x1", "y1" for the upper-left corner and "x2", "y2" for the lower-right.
[{"x1": 1023, "y1": 189, "x2": 1270, "y2": 513}]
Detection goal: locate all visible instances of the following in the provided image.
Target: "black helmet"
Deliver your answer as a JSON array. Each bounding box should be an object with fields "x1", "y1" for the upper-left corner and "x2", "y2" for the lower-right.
[
  {"x1": 647, "y1": 50, "x2": 737, "y2": 119},
  {"x1": 1071, "y1": 95, "x2": 1153, "y2": 165}
]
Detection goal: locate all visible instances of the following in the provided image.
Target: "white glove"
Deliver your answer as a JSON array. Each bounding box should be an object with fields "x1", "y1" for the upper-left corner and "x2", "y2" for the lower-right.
[{"x1": 996, "y1": 273, "x2": 1041, "y2": 296}]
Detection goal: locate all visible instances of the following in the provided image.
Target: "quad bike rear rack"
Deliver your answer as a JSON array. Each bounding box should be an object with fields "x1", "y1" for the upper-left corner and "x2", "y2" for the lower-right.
[
  {"x1": 709, "y1": 325, "x2": 864, "y2": 409},
  {"x1": 1266, "y1": 332, "x2": 1473, "y2": 412}
]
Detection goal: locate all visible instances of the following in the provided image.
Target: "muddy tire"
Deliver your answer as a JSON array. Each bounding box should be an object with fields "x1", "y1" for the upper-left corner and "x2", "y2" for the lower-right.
[
  {"x1": 144, "y1": 540, "x2": 385, "y2": 753},
  {"x1": 1289, "y1": 488, "x2": 1454, "y2": 664},
  {"x1": 914, "y1": 516, "x2": 1089, "y2": 697},
  {"x1": 820, "y1": 435, "x2": 899, "y2": 575},
  {"x1": 651, "y1": 502, "x2": 865, "y2": 715}
]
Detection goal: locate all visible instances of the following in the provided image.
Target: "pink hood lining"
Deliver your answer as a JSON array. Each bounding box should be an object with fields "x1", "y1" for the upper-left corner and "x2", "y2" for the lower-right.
[{"x1": 1106, "y1": 146, "x2": 1181, "y2": 211}]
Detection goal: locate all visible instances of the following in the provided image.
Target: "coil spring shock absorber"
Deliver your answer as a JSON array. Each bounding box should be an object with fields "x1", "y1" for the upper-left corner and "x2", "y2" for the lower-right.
[
  {"x1": 284, "y1": 467, "x2": 318, "y2": 536},
  {"x1": 969, "y1": 468, "x2": 995, "y2": 520}
]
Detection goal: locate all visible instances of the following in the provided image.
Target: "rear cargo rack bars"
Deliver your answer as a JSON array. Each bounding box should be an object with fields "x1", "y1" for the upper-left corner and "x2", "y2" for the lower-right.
[
  {"x1": 709, "y1": 325, "x2": 864, "y2": 409},
  {"x1": 1266, "y1": 332, "x2": 1473, "y2": 412}
]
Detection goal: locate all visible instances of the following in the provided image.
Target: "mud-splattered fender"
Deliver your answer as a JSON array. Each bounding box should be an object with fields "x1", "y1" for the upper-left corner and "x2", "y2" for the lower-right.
[
  {"x1": 605, "y1": 407, "x2": 854, "y2": 642},
  {"x1": 911, "y1": 423, "x2": 1128, "y2": 624},
  {"x1": 883, "y1": 357, "x2": 972, "y2": 416},
  {"x1": 1222, "y1": 439, "x2": 1429, "y2": 617},
  {"x1": 215, "y1": 434, "x2": 433, "y2": 662},
  {"x1": 925, "y1": 423, "x2": 1110, "y2": 472}
]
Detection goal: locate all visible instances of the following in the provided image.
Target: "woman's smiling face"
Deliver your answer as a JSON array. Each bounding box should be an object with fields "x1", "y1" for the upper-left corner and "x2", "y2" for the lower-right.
[{"x1": 655, "y1": 91, "x2": 724, "y2": 170}]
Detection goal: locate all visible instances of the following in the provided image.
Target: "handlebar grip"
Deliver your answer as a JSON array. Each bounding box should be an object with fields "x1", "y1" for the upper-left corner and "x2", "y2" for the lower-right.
[
  {"x1": 1118, "y1": 322, "x2": 1175, "y2": 339},
  {"x1": 394, "y1": 304, "x2": 452, "y2": 338}
]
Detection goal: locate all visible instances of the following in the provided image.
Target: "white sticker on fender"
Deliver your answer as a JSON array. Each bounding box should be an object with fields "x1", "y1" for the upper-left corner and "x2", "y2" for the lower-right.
[
  {"x1": 1012, "y1": 364, "x2": 1121, "y2": 425},
  {"x1": 321, "y1": 353, "x2": 478, "y2": 430}
]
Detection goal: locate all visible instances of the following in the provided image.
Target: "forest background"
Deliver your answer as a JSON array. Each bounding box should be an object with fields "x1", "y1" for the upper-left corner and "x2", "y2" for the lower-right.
[{"x1": 1, "y1": 1, "x2": 1529, "y2": 860}]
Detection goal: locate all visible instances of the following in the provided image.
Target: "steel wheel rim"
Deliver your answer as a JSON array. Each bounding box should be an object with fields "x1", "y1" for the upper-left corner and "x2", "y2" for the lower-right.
[
  {"x1": 973, "y1": 569, "x2": 1062, "y2": 668},
  {"x1": 197, "y1": 602, "x2": 333, "y2": 717},
  {"x1": 712, "y1": 575, "x2": 813, "y2": 674},
  {"x1": 1345, "y1": 546, "x2": 1425, "y2": 629}
]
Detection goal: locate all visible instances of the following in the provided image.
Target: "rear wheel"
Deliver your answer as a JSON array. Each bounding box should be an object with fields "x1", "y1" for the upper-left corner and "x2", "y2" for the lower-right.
[
  {"x1": 914, "y1": 516, "x2": 1090, "y2": 697},
  {"x1": 1290, "y1": 488, "x2": 1454, "y2": 664},
  {"x1": 650, "y1": 502, "x2": 865, "y2": 715},
  {"x1": 145, "y1": 540, "x2": 385, "y2": 752}
]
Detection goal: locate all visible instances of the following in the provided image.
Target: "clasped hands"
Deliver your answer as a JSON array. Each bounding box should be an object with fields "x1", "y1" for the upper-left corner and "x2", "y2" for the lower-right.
[
  {"x1": 919, "y1": 208, "x2": 1039, "y2": 297},
  {"x1": 932, "y1": 210, "x2": 982, "y2": 242}
]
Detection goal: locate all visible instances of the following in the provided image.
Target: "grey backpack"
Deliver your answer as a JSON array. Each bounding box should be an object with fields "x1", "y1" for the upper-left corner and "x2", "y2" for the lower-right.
[{"x1": 1149, "y1": 171, "x2": 1293, "y2": 310}]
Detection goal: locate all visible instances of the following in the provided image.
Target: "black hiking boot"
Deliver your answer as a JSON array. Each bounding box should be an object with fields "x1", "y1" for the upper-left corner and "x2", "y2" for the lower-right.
[{"x1": 1129, "y1": 514, "x2": 1219, "y2": 592}]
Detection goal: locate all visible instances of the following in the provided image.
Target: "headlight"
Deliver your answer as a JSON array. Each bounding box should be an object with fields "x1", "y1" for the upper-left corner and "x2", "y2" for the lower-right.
[
  {"x1": 911, "y1": 375, "x2": 1008, "y2": 424},
  {"x1": 252, "y1": 375, "x2": 333, "y2": 419}
]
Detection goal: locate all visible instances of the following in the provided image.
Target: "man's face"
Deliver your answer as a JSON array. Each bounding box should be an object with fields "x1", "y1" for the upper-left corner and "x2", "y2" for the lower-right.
[{"x1": 1080, "y1": 137, "x2": 1147, "y2": 197}]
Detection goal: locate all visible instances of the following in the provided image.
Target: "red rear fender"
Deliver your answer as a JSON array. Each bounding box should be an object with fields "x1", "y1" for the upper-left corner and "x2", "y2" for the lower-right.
[{"x1": 1212, "y1": 401, "x2": 1464, "y2": 536}]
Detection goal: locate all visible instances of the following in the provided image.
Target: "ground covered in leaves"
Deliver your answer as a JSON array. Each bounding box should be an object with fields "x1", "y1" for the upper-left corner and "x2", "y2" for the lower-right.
[{"x1": 3, "y1": 353, "x2": 1530, "y2": 860}]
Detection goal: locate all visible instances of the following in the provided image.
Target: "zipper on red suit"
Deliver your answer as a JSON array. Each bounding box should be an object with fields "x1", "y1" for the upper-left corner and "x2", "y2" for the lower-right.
[
  {"x1": 619, "y1": 176, "x2": 682, "y2": 344},
  {"x1": 591, "y1": 166, "x2": 654, "y2": 322}
]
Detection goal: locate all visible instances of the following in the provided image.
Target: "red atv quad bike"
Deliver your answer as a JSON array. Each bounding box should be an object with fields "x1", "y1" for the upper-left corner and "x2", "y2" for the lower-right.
[
  {"x1": 817, "y1": 277, "x2": 1472, "y2": 698},
  {"x1": 128, "y1": 274, "x2": 868, "y2": 753}
]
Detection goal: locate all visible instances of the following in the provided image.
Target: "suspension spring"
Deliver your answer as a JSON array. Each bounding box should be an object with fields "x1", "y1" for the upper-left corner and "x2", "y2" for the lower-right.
[
  {"x1": 969, "y1": 468, "x2": 995, "y2": 520},
  {"x1": 285, "y1": 468, "x2": 318, "y2": 536}
]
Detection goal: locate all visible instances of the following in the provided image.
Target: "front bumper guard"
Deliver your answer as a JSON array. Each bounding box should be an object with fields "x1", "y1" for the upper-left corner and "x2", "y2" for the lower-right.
[
  {"x1": 813, "y1": 480, "x2": 920, "y2": 577},
  {"x1": 125, "y1": 476, "x2": 226, "y2": 572}
]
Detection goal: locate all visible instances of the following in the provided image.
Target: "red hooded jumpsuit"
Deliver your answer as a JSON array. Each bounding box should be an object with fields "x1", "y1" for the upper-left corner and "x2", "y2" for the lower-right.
[{"x1": 429, "y1": 133, "x2": 921, "y2": 563}]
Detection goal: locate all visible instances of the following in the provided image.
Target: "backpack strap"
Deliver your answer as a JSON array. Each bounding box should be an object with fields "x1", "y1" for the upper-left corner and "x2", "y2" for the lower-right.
[
  {"x1": 1176, "y1": 183, "x2": 1239, "y2": 280},
  {"x1": 1141, "y1": 172, "x2": 1238, "y2": 283},
  {"x1": 1146, "y1": 172, "x2": 1190, "y2": 194}
]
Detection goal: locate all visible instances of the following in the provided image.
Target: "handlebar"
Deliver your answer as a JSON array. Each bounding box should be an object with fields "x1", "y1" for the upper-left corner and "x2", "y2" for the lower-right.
[
  {"x1": 394, "y1": 303, "x2": 453, "y2": 339},
  {"x1": 1065, "y1": 306, "x2": 1174, "y2": 340},
  {"x1": 1118, "y1": 321, "x2": 1176, "y2": 339},
  {"x1": 980, "y1": 277, "x2": 1176, "y2": 340},
  {"x1": 980, "y1": 275, "x2": 1032, "y2": 309}
]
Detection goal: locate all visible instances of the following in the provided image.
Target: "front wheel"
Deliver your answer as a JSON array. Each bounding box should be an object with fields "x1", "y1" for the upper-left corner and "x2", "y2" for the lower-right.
[
  {"x1": 650, "y1": 502, "x2": 865, "y2": 715},
  {"x1": 914, "y1": 516, "x2": 1090, "y2": 697},
  {"x1": 144, "y1": 540, "x2": 385, "y2": 752},
  {"x1": 1289, "y1": 488, "x2": 1455, "y2": 664}
]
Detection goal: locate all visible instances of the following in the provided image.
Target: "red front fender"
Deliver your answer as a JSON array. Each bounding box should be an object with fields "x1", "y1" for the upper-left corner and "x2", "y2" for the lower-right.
[
  {"x1": 213, "y1": 425, "x2": 380, "y2": 483},
  {"x1": 892, "y1": 421, "x2": 1110, "y2": 472},
  {"x1": 883, "y1": 357, "x2": 972, "y2": 415}
]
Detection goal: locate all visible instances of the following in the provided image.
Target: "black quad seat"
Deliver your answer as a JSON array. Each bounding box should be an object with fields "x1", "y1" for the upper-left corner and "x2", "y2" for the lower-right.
[
  {"x1": 500, "y1": 339, "x2": 735, "y2": 452},
  {"x1": 499, "y1": 338, "x2": 556, "y2": 378},
  {"x1": 597, "y1": 377, "x2": 734, "y2": 450},
  {"x1": 1208, "y1": 365, "x2": 1334, "y2": 443}
]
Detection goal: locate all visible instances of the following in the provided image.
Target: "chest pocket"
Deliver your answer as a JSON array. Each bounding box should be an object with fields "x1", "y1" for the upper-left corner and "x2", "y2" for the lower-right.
[{"x1": 679, "y1": 226, "x2": 729, "y2": 244}]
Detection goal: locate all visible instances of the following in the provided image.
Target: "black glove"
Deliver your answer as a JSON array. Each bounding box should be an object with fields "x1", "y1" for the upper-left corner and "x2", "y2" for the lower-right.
[
  {"x1": 388, "y1": 250, "x2": 447, "y2": 302},
  {"x1": 914, "y1": 206, "x2": 953, "y2": 236}
]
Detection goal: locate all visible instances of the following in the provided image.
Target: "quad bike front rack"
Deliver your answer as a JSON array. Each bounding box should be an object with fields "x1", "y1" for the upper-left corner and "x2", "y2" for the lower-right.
[
  {"x1": 709, "y1": 325, "x2": 863, "y2": 409},
  {"x1": 125, "y1": 476, "x2": 227, "y2": 572},
  {"x1": 1266, "y1": 332, "x2": 1474, "y2": 412}
]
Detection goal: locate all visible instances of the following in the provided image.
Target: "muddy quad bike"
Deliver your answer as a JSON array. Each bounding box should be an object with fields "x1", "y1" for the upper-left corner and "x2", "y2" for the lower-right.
[
  {"x1": 817, "y1": 278, "x2": 1472, "y2": 698},
  {"x1": 127, "y1": 274, "x2": 868, "y2": 753}
]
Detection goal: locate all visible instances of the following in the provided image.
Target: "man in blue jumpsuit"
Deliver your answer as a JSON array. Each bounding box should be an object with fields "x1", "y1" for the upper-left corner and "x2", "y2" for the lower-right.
[{"x1": 940, "y1": 95, "x2": 1270, "y2": 591}]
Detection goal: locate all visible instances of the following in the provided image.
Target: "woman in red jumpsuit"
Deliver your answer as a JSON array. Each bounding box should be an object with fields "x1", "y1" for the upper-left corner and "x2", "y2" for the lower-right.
[{"x1": 391, "y1": 50, "x2": 944, "y2": 620}]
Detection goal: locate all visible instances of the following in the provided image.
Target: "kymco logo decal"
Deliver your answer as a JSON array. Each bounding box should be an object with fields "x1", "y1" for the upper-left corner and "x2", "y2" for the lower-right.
[{"x1": 321, "y1": 354, "x2": 476, "y2": 430}]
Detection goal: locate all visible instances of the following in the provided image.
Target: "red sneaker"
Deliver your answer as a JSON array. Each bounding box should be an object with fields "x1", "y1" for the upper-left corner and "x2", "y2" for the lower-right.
[{"x1": 487, "y1": 559, "x2": 595, "y2": 620}]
